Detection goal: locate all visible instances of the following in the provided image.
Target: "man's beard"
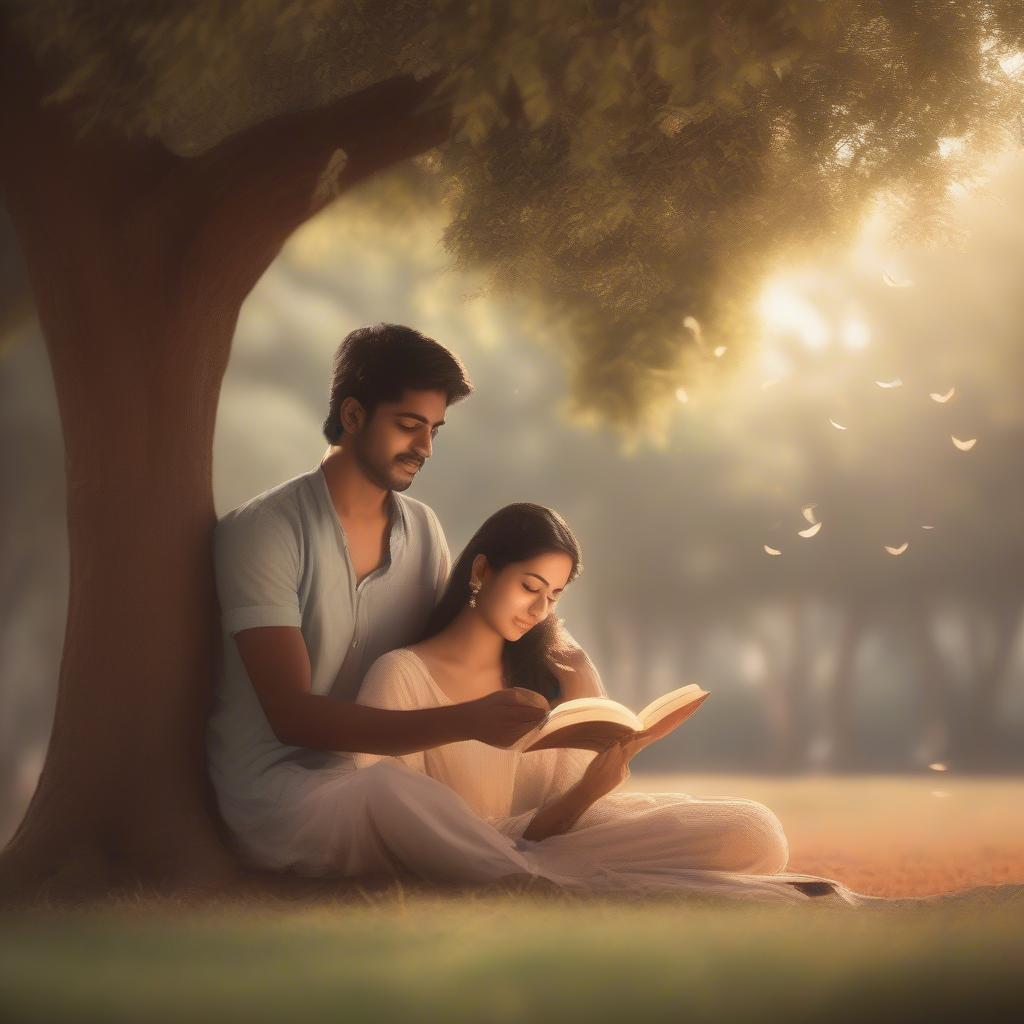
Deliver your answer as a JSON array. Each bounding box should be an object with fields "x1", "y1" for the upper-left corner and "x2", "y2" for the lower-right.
[{"x1": 354, "y1": 441, "x2": 416, "y2": 492}]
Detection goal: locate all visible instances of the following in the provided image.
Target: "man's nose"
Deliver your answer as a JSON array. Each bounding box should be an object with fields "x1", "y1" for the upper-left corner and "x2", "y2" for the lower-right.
[{"x1": 414, "y1": 431, "x2": 432, "y2": 459}]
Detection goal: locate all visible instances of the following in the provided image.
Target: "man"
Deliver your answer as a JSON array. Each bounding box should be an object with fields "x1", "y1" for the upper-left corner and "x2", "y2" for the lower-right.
[{"x1": 206, "y1": 323, "x2": 571, "y2": 873}]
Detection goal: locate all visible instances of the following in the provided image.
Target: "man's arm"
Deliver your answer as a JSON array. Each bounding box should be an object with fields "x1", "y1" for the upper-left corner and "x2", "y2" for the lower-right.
[{"x1": 234, "y1": 626, "x2": 547, "y2": 753}]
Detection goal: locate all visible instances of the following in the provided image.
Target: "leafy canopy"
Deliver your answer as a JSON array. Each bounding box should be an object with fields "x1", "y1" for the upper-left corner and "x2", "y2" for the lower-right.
[{"x1": 10, "y1": 0, "x2": 1024, "y2": 439}]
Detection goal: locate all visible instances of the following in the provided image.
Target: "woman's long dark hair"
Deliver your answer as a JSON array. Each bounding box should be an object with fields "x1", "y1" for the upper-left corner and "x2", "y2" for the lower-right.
[{"x1": 417, "y1": 503, "x2": 583, "y2": 702}]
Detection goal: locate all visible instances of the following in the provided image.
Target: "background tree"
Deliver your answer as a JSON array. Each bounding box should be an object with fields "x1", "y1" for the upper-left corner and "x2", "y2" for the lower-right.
[{"x1": 1, "y1": 0, "x2": 1023, "y2": 900}]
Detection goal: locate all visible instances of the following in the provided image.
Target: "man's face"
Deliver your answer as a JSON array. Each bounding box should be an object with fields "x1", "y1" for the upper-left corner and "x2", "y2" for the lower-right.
[{"x1": 350, "y1": 388, "x2": 448, "y2": 492}]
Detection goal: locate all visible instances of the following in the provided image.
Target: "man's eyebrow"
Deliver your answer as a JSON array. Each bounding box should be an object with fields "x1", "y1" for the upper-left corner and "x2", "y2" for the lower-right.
[
  {"x1": 395, "y1": 412, "x2": 446, "y2": 428},
  {"x1": 524, "y1": 572, "x2": 564, "y2": 593}
]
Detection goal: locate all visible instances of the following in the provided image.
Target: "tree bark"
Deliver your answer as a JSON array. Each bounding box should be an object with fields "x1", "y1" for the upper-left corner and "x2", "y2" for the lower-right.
[
  {"x1": 0, "y1": 27, "x2": 450, "y2": 902},
  {"x1": 0, "y1": 208, "x2": 241, "y2": 898}
]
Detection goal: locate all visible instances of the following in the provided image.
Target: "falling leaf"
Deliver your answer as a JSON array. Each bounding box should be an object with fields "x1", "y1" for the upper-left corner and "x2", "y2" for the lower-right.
[
  {"x1": 798, "y1": 522, "x2": 822, "y2": 538},
  {"x1": 801, "y1": 504, "x2": 818, "y2": 525},
  {"x1": 930, "y1": 387, "x2": 955, "y2": 403},
  {"x1": 952, "y1": 436, "x2": 976, "y2": 451},
  {"x1": 882, "y1": 271, "x2": 914, "y2": 288},
  {"x1": 875, "y1": 378, "x2": 903, "y2": 389},
  {"x1": 828, "y1": 418, "x2": 847, "y2": 431},
  {"x1": 885, "y1": 542, "x2": 909, "y2": 555},
  {"x1": 921, "y1": 525, "x2": 934, "y2": 530},
  {"x1": 713, "y1": 345, "x2": 727, "y2": 358},
  {"x1": 675, "y1": 387, "x2": 689, "y2": 403},
  {"x1": 928, "y1": 762, "x2": 948, "y2": 772},
  {"x1": 683, "y1": 315, "x2": 705, "y2": 347},
  {"x1": 763, "y1": 545, "x2": 781, "y2": 556}
]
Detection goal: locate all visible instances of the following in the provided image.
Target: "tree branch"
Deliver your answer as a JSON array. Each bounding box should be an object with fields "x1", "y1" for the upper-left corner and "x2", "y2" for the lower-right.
[{"x1": 183, "y1": 71, "x2": 452, "y2": 296}]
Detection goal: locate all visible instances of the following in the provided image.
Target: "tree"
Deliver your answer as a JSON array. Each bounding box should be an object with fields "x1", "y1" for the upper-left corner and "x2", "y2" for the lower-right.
[{"x1": 1, "y1": 0, "x2": 1022, "y2": 901}]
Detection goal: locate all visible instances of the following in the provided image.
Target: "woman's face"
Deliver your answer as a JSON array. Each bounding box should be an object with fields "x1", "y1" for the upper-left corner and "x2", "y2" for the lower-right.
[{"x1": 475, "y1": 550, "x2": 574, "y2": 641}]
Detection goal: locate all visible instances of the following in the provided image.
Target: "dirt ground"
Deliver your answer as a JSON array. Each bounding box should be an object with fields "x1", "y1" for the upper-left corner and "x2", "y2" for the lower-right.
[{"x1": 623, "y1": 772, "x2": 1024, "y2": 898}]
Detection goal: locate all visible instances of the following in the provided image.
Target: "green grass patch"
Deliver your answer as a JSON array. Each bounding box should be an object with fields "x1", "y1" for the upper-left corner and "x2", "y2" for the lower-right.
[{"x1": 2, "y1": 886, "x2": 1023, "y2": 1024}]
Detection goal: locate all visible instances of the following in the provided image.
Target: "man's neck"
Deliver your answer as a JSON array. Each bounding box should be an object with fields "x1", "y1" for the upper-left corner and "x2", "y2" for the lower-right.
[{"x1": 319, "y1": 446, "x2": 391, "y2": 521}]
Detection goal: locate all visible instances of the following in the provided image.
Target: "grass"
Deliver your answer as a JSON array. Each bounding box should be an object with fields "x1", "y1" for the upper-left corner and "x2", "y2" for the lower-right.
[{"x1": 1, "y1": 773, "x2": 1022, "y2": 1024}]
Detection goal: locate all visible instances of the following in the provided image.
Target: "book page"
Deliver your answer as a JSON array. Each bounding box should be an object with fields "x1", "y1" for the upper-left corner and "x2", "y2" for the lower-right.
[
  {"x1": 523, "y1": 719, "x2": 638, "y2": 753},
  {"x1": 516, "y1": 698, "x2": 642, "y2": 753},
  {"x1": 638, "y1": 684, "x2": 705, "y2": 725},
  {"x1": 543, "y1": 696, "x2": 641, "y2": 727},
  {"x1": 639, "y1": 688, "x2": 710, "y2": 742}
]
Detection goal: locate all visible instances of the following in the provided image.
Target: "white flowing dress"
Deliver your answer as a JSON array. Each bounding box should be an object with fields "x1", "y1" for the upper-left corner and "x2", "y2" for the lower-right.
[{"x1": 250, "y1": 649, "x2": 887, "y2": 906}]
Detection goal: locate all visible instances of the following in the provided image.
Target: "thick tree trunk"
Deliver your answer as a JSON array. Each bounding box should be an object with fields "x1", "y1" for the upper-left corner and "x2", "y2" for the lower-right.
[
  {"x1": 0, "y1": 313, "x2": 240, "y2": 899},
  {"x1": 0, "y1": 21, "x2": 450, "y2": 903},
  {"x1": 0, "y1": 64, "x2": 227, "y2": 900}
]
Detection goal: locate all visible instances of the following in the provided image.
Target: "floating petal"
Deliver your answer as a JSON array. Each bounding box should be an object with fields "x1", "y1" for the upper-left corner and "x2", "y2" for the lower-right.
[
  {"x1": 683, "y1": 315, "x2": 705, "y2": 346},
  {"x1": 930, "y1": 387, "x2": 955, "y2": 403},
  {"x1": 875, "y1": 378, "x2": 903, "y2": 389},
  {"x1": 882, "y1": 271, "x2": 914, "y2": 288},
  {"x1": 801, "y1": 504, "x2": 818, "y2": 525},
  {"x1": 798, "y1": 522, "x2": 822, "y2": 538},
  {"x1": 763, "y1": 545, "x2": 782, "y2": 556},
  {"x1": 713, "y1": 345, "x2": 727, "y2": 358},
  {"x1": 928, "y1": 762, "x2": 948, "y2": 772},
  {"x1": 885, "y1": 542, "x2": 909, "y2": 555},
  {"x1": 675, "y1": 387, "x2": 689, "y2": 404},
  {"x1": 828, "y1": 418, "x2": 847, "y2": 431},
  {"x1": 921, "y1": 525, "x2": 934, "y2": 530},
  {"x1": 952, "y1": 436, "x2": 976, "y2": 451}
]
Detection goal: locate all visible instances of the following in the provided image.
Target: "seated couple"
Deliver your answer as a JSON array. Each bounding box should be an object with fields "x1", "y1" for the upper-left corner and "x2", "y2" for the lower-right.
[{"x1": 206, "y1": 323, "x2": 882, "y2": 906}]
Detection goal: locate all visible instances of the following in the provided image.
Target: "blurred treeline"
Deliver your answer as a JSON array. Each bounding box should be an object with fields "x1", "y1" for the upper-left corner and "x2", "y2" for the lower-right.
[{"x1": 3, "y1": 150, "x2": 1024, "y2": 846}]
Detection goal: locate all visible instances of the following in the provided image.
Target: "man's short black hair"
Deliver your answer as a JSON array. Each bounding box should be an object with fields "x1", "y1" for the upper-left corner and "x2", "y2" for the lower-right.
[{"x1": 322, "y1": 323, "x2": 474, "y2": 444}]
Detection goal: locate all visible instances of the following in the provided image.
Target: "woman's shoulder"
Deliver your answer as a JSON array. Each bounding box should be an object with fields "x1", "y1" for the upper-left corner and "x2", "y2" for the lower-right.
[
  {"x1": 366, "y1": 646, "x2": 432, "y2": 683},
  {"x1": 371, "y1": 647, "x2": 417, "y2": 670},
  {"x1": 357, "y1": 647, "x2": 430, "y2": 708}
]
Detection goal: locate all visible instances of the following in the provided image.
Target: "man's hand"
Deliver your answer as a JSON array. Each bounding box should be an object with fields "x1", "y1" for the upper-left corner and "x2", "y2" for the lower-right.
[{"x1": 463, "y1": 688, "x2": 550, "y2": 748}]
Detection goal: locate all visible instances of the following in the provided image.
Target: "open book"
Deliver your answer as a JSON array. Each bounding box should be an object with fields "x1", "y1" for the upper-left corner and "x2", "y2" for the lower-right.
[{"x1": 516, "y1": 684, "x2": 710, "y2": 753}]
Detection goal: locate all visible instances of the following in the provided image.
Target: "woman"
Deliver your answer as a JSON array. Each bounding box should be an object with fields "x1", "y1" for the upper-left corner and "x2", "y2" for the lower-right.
[{"x1": 348, "y1": 503, "x2": 888, "y2": 906}]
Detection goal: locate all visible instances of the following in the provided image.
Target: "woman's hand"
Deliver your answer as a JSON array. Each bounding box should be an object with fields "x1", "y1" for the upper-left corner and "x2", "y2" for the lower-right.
[
  {"x1": 520, "y1": 733, "x2": 645, "y2": 842},
  {"x1": 574, "y1": 733, "x2": 647, "y2": 803}
]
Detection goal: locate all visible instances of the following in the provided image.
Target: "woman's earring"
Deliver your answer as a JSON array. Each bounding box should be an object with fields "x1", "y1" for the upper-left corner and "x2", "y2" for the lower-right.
[{"x1": 469, "y1": 581, "x2": 481, "y2": 609}]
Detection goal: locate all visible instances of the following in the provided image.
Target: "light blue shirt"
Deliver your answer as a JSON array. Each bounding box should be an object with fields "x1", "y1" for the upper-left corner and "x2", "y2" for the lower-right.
[{"x1": 206, "y1": 464, "x2": 450, "y2": 811}]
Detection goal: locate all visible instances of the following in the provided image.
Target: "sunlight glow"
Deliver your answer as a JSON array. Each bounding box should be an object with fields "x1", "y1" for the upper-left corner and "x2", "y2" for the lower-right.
[
  {"x1": 841, "y1": 317, "x2": 871, "y2": 350},
  {"x1": 758, "y1": 344, "x2": 793, "y2": 379},
  {"x1": 758, "y1": 281, "x2": 830, "y2": 350},
  {"x1": 1000, "y1": 51, "x2": 1024, "y2": 78},
  {"x1": 937, "y1": 136, "x2": 965, "y2": 159}
]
